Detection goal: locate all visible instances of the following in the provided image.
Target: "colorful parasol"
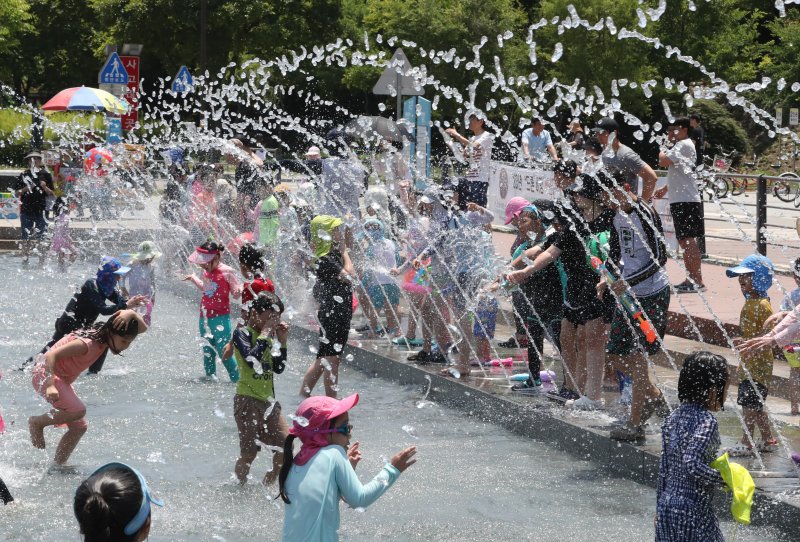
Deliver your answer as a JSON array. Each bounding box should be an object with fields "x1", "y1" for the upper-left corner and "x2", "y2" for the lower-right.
[{"x1": 42, "y1": 86, "x2": 129, "y2": 115}]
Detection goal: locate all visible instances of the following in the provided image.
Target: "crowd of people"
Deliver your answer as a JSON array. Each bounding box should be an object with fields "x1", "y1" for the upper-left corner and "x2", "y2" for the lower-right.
[{"x1": 4, "y1": 111, "x2": 800, "y2": 541}]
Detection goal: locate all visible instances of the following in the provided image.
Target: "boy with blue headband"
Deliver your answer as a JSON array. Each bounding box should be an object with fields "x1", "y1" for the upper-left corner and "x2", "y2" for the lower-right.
[{"x1": 725, "y1": 254, "x2": 776, "y2": 456}]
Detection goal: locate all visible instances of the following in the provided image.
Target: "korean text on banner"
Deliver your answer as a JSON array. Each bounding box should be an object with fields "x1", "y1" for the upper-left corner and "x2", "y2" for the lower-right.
[{"x1": 486, "y1": 162, "x2": 560, "y2": 225}]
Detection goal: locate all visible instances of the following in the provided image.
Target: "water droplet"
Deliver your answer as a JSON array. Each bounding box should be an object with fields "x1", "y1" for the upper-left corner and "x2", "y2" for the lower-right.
[
  {"x1": 308, "y1": 345, "x2": 318, "y2": 354},
  {"x1": 345, "y1": 354, "x2": 354, "y2": 361},
  {"x1": 402, "y1": 425, "x2": 418, "y2": 438},
  {"x1": 333, "y1": 295, "x2": 344, "y2": 303},
  {"x1": 551, "y1": 43, "x2": 563, "y2": 62},
  {"x1": 289, "y1": 414, "x2": 309, "y2": 427}
]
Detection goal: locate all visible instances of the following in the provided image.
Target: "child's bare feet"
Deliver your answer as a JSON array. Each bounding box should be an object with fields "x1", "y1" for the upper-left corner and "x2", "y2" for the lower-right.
[{"x1": 28, "y1": 417, "x2": 45, "y2": 449}]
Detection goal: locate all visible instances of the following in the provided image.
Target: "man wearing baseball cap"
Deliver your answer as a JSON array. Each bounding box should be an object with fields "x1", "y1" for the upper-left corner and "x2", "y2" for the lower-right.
[{"x1": 595, "y1": 117, "x2": 658, "y2": 202}]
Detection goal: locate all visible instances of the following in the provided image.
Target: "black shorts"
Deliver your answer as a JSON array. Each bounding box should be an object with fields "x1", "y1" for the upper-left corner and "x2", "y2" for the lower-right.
[
  {"x1": 564, "y1": 300, "x2": 606, "y2": 326},
  {"x1": 317, "y1": 300, "x2": 352, "y2": 358},
  {"x1": 670, "y1": 202, "x2": 704, "y2": 240},
  {"x1": 737, "y1": 380, "x2": 768, "y2": 411}
]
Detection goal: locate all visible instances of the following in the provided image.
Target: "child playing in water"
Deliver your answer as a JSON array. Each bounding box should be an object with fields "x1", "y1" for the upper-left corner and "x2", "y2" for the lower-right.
[
  {"x1": 725, "y1": 254, "x2": 777, "y2": 456},
  {"x1": 50, "y1": 198, "x2": 78, "y2": 270},
  {"x1": 656, "y1": 351, "x2": 728, "y2": 542},
  {"x1": 279, "y1": 393, "x2": 417, "y2": 541},
  {"x1": 183, "y1": 240, "x2": 242, "y2": 382},
  {"x1": 74, "y1": 462, "x2": 163, "y2": 541},
  {"x1": 122, "y1": 241, "x2": 161, "y2": 326},
  {"x1": 232, "y1": 292, "x2": 289, "y2": 485},
  {"x1": 779, "y1": 258, "x2": 800, "y2": 415},
  {"x1": 238, "y1": 243, "x2": 275, "y2": 313},
  {"x1": 301, "y1": 216, "x2": 355, "y2": 398},
  {"x1": 29, "y1": 310, "x2": 146, "y2": 469},
  {"x1": 359, "y1": 218, "x2": 402, "y2": 338}
]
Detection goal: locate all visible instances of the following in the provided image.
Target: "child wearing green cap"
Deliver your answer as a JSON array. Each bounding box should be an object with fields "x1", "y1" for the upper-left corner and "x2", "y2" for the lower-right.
[{"x1": 725, "y1": 254, "x2": 776, "y2": 456}]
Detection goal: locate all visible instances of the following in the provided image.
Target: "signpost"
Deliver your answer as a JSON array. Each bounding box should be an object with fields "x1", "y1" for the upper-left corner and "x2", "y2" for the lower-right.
[
  {"x1": 106, "y1": 118, "x2": 122, "y2": 144},
  {"x1": 172, "y1": 66, "x2": 194, "y2": 93},
  {"x1": 98, "y1": 52, "x2": 129, "y2": 86},
  {"x1": 402, "y1": 97, "x2": 432, "y2": 181},
  {"x1": 776, "y1": 107, "x2": 783, "y2": 127},
  {"x1": 372, "y1": 49, "x2": 423, "y2": 120},
  {"x1": 790, "y1": 108, "x2": 799, "y2": 126},
  {"x1": 119, "y1": 55, "x2": 140, "y2": 131}
]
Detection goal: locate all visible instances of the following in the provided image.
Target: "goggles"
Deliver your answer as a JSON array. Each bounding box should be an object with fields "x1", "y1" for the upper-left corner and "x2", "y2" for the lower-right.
[
  {"x1": 316, "y1": 421, "x2": 353, "y2": 437},
  {"x1": 89, "y1": 462, "x2": 164, "y2": 536}
]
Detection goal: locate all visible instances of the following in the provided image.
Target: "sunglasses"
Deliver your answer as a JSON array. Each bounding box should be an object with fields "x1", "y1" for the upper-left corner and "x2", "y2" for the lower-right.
[
  {"x1": 318, "y1": 421, "x2": 353, "y2": 437},
  {"x1": 89, "y1": 462, "x2": 164, "y2": 536}
]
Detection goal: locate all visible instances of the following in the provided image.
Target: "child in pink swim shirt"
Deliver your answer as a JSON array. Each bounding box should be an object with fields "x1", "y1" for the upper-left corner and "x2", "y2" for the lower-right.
[
  {"x1": 182, "y1": 239, "x2": 242, "y2": 382},
  {"x1": 28, "y1": 310, "x2": 146, "y2": 469}
]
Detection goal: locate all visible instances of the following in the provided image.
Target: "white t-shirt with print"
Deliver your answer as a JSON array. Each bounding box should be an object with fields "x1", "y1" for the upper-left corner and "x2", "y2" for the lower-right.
[
  {"x1": 665, "y1": 139, "x2": 700, "y2": 203},
  {"x1": 465, "y1": 131, "x2": 494, "y2": 185}
]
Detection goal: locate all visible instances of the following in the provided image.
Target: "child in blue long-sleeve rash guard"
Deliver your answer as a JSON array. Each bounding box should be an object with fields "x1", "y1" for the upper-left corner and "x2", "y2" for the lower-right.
[
  {"x1": 656, "y1": 351, "x2": 729, "y2": 542},
  {"x1": 279, "y1": 394, "x2": 417, "y2": 542}
]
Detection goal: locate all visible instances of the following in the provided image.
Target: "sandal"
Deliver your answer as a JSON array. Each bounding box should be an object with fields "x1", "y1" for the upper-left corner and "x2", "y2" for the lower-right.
[{"x1": 758, "y1": 438, "x2": 779, "y2": 453}]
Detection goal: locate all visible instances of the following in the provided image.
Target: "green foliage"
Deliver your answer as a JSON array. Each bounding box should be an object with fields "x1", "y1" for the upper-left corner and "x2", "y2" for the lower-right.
[{"x1": 689, "y1": 99, "x2": 751, "y2": 158}]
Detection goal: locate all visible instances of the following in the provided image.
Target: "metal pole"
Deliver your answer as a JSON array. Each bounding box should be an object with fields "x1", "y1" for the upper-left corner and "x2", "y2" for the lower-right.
[
  {"x1": 756, "y1": 174, "x2": 767, "y2": 256},
  {"x1": 200, "y1": 0, "x2": 208, "y2": 72},
  {"x1": 396, "y1": 71, "x2": 402, "y2": 121}
]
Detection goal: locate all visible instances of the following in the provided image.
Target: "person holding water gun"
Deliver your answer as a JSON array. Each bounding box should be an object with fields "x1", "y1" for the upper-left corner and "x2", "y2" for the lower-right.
[{"x1": 594, "y1": 172, "x2": 672, "y2": 442}]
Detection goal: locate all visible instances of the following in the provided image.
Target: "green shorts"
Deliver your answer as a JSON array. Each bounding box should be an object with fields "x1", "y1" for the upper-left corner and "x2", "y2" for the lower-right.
[{"x1": 606, "y1": 286, "x2": 670, "y2": 357}]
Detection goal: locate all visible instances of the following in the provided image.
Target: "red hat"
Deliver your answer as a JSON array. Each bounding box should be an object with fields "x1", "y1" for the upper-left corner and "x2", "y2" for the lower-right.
[
  {"x1": 289, "y1": 393, "x2": 359, "y2": 465},
  {"x1": 504, "y1": 197, "x2": 531, "y2": 225}
]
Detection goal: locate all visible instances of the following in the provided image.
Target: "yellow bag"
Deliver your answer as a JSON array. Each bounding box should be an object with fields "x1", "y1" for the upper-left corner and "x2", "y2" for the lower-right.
[{"x1": 710, "y1": 452, "x2": 755, "y2": 525}]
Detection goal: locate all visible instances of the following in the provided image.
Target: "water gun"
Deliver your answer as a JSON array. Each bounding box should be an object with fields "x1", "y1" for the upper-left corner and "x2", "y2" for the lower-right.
[{"x1": 590, "y1": 256, "x2": 657, "y2": 344}]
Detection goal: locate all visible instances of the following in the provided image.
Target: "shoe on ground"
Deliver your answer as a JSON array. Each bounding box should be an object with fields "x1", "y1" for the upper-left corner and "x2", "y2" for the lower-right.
[
  {"x1": 512, "y1": 377, "x2": 543, "y2": 395},
  {"x1": 758, "y1": 438, "x2": 779, "y2": 453},
  {"x1": 407, "y1": 350, "x2": 430, "y2": 363},
  {"x1": 354, "y1": 323, "x2": 370, "y2": 332},
  {"x1": 674, "y1": 281, "x2": 707, "y2": 294},
  {"x1": 609, "y1": 424, "x2": 645, "y2": 442},
  {"x1": 567, "y1": 396, "x2": 603, "y2": 411},
  {"x1": 497, "y1": 337, "x2": 528, "y2": 348},
  {"x1": 392, "y1": 336, "x2": 423, "y2": 347},
  {"x1": 427, "y1": 352, "x2": 449, "y2": 364},
  {"x1": 724, "y1": 442, "x2": 754, "y2": 457}
]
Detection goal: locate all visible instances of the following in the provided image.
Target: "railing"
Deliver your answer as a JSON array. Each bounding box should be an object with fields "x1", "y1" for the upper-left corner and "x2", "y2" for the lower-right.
[{"x1": 695, "y1": 171, "x2": 800, "y2": 259}]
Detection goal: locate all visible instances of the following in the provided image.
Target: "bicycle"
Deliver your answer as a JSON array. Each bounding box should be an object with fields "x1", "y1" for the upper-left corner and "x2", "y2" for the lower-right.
[{"x1": 772, "y1": 171, "x2": 800, "y2": 206}]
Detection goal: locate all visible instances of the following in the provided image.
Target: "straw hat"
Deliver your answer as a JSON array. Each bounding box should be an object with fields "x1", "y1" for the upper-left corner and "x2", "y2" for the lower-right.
[{"x1": 131, "y1": 241, "x2": 162, "y2": 261}]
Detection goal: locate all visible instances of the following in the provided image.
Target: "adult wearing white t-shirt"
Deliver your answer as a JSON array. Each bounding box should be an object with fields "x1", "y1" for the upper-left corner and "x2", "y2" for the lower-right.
[
  {"x1": 655, "y1": 117, "x2": 704, "y2": 293},
  {"x1": 445, "y1": 114, "x2": 494, "y2": 207},
  {"x1": 520, "y1": 118, "x2": 558, "y2": 162}
]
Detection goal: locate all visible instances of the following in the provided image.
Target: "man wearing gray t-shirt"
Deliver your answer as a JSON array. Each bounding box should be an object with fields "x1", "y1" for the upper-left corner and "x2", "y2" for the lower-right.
[{"x1": 595, "y1": 117, "x2": 658, "y2": 202}]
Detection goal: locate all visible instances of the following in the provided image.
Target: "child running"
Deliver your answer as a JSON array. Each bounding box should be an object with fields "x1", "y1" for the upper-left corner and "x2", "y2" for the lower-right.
[
  {"x1": 301, "y1": 216, "x2": 355, "y2": 398},
  {"x1": 725, "y1": 254, "x2": 777, "y2": 456},
  {"x1": 122, "y1": 241, "x2": 161, "y2": 326},
  {"x1": 656, "y1": 351, "x2": 729, "y2": 542},
  {"x1": 232, "y1": 292, "x2": 289, "y2": 485},
  {"x1": 183, "y1": 240, "x2": 241, "y2": 382},
  {"x1": 22, "y1": 256, "x2": 148, "y2": 373},
  {"x1": 279, "y1": 393, "x2": 416, "y2": 541},
  {"x1": 29, "y1": 310, "x2": 146, "y2": 469},
  {"x1": 74, "y1": 462, "x2": 163, "y2": 541}
]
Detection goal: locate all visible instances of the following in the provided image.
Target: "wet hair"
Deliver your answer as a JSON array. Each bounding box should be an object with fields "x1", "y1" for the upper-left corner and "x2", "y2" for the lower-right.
[
  {"x1": 689, "y1": 113, "x2": 703, "y2": 123},
  {"x1": 238, "y1": 243, "x2": 266, "y2": 272},
  {"x1": 250, "y1": 291, "x2": 284, "y2": 315},
  {"x1": 278, "y1": 434, "x2": 297, "y2": 504},
  {"x1": 671, "y1": 117, "x2": 692, "y2": 131},
  {"x1": 678, "y1": 351, "x2": 729, "y2": 409},
  {"x1": 198, "y1": 239, "x2": 225, "y2": 255},
  {"x1": 792, "y1": 257, "x2": 800, "y2": 278},
  {"x1": 554, "y1": 159, "x2": 577, "y2": 179},
  {"x1": 531, "y1": 117, "x2": 542, "y2": 126},
  {"x1": 78, "y1": 318, "x2": 140, "y2": 349},
  {"x1": 74, "y1": 467, "x2": 144, "y2": 542},
  {"x1": 582, "y1": 137, "x2": 603, "y2": 155}
]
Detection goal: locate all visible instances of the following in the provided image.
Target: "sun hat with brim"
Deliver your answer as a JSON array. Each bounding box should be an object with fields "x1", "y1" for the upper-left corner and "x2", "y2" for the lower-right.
[
  {"x1": 131, "y1": 241, "x2": 162, "y2": 262},
  {"x1": 88, "y1": 462, "x2": 164, "y2": 536},
  {"x1": 504, "y1": 196, "x2": 531, "y2": 225},
  {"x1": 725, "y1": 254, "x2": 774, "y2": 294},
  {"x1": 305, "y1": 146, "x2": 321, "y2": 157},
  {"x1": 188, "y1": 246, "x2": 221, "y2": 265},
  {"x1": 289, "y1": 393, "x2": 360, "y2": 466},
  {"x1": 24, "y1": 151, "x2": 43, "y2": 160}
]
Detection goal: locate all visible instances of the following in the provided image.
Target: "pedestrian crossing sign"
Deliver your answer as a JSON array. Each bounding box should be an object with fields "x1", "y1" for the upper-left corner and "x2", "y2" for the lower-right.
[{"x1": 98, "y1": 52, "x2": 130, "y2": 85}]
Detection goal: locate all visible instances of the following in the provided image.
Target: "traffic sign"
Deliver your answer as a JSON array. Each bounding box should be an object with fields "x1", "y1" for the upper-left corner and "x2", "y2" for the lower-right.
[
  {"x1": 106, "y1": 118, "x2": 122, "y2": 144},
  {"x1": 373, "y1": 49, "x2": 424, "y2": 96},
  {"x1": 790, "y1": 108, "x2": 799, "y2": 127},
  {"x1": 98, "y1": 52, "x2": 129, "y2": 85},
  {"x1": 172, "y1": 66, "x2": 193, "y2": 93},
  {"x1": 120, "y1": 55, "x2": 140, "y2": 131}
]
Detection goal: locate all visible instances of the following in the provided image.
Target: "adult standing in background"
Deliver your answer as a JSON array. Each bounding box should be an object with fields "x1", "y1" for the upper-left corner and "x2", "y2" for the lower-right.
[
  {"x1": 565, "y1": 119, "x2": 585, "y2": 149},
  {"x1": 446, "y1": 113, "x2": 494, "y2": 207},
  {"x1": 689, "y1": 114, "x2": 705, "y2": 166},
  {"x1": 14, "y1": 151, "x2": 54, "y2": 265},
  {"x1": 595, "y1": 117, "x2": 658, "y2": 202},
  {"x1": 655, "y1": 117, "x2": 705, "y2": 293},
  {"x1": 520, "y1": 118, "x2": 558, "y2": 162},
  {"x1": 228, "y1": 138, "x2": 264, "y2": 233}
]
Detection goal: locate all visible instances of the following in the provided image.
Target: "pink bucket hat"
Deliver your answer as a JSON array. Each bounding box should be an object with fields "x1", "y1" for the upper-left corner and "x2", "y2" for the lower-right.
[
  {"x1": 504, "y1": 196, "x2": 531, "y2": 225},
  {"x1": 289, "y1": 393, "x2": 359, "y2": 465}
]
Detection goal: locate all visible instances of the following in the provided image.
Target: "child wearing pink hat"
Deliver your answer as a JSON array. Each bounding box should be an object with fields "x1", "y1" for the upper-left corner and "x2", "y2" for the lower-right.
[{"x1": 279, "y1": 393, "x2": 416, "y2": 541}]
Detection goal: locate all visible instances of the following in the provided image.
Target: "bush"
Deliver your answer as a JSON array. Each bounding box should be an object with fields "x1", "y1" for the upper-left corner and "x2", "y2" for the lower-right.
[{"x1": 689, "y1": 100, "x2": 751, "y2": 162}]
